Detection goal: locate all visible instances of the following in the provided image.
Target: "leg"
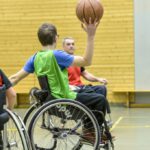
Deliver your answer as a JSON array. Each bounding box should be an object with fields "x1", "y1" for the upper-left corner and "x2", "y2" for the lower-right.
[
  {"x1": 90, "y1": 85, "x2": 111, "y2": 114},
  {"x1": 89, "y1": 85, "x2": 113, "y2": 127},
  {"x1": 76, "y1": 93, "x2": 115, "y2": 149},
  {"x1": 76, "y1": 92, "x2": 107, "y2": 125},
  {"x1": 90, "y1": 85, "x2": 107, "y2": 97}
]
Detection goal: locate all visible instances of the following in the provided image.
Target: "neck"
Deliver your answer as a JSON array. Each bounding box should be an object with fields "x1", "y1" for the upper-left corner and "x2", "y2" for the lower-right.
[{"x1": 42, "y1": 44, "x2": 56, "y2": 50}]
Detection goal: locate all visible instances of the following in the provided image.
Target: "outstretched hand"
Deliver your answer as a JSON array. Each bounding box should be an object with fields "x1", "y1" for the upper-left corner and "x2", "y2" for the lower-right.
[
  {"x1": 97, "y1": 78, "x2": 108, "y2": 85},
  {"x1": 81, "y1": 18, "x2": 100, "y2": 36}
]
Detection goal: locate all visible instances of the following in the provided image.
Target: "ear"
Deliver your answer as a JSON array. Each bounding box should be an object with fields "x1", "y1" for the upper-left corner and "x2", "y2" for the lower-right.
[{"x1": 54, "y1": 35, "x2": 58, "y2": 43}]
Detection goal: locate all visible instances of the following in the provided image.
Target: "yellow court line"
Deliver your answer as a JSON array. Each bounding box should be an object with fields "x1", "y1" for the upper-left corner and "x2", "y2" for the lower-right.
[
  {"x1": 123, "y1": 116, "x2": 150, "y2": 119},
  {"x1": 116, "y1": 125, "x2": 150, "y2": 128},
  {"x1": 7, "y1": 128, "x2": 18, "y2": 131},
  {"x1": 110, "y1": 116, "x2": 123, "y2": 131}
]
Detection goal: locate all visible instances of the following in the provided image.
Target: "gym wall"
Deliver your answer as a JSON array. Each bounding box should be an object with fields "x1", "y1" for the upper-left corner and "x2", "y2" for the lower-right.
[{"x1": 0, "y1": 0, "x2": 134, "y2": 106}]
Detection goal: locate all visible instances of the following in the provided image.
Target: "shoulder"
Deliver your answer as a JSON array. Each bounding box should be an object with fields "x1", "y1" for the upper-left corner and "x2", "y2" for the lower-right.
[
  {"x1": 0, "y1": 69, "x2": 12, "y2": 89},
  {"x1": 53, "y1": 50, "x2": 74, "y2": 67},
  {"x1": 23, "y1": 54, "x2": 36, "y2": 73},
  {"x1": 53, "y1": 50, "x2": 73, "y2": 58},
  {"x1": 0, "y1": 69, "x2": 7, "y2": 78},
  {"x1": 28, "y1": 54, "x2": 36, "y2": 62}
]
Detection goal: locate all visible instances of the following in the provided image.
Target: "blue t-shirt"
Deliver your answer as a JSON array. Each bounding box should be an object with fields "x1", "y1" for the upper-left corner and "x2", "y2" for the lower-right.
[{"x1": 23, "y1": 50, "x2": 74, "y2": 73}]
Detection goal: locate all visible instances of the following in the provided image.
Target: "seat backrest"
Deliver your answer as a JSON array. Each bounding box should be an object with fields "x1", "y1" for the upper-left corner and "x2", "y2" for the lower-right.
[
  {"x1": 37, "y1": 75, "x2": 53, "y2": 101},
  {"x1": 38, "y1": 76, "x2": 50, "y2": 91}
]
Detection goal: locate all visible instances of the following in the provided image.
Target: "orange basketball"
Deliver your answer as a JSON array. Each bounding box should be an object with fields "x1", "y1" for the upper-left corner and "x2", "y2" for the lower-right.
[{"x1": 76, "y1": 0, "x2": 104, "y2": 23}]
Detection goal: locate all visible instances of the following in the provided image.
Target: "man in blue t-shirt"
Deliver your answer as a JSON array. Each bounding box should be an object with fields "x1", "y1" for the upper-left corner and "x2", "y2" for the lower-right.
[{"x1": 9, "y1": 21, "x2": 109, "y2": 142}]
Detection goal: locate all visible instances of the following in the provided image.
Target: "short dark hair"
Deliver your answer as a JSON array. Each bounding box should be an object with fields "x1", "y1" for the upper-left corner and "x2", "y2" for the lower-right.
[{"x1": 37, "y1": 23, "x2": 57, "y2": 46}]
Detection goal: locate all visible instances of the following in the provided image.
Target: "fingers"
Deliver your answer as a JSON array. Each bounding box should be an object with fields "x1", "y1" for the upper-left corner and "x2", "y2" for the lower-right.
[
  {"x1": 82, "y1": 17, "x2": 99, "y2": 27},
  {"x1": 81, "y1": 23, "x2": 86, "y2": 31},
  {"x1": 93, "y1": 18, "x2": 100, "y2": 27},
  {"x1": 83, "y1": 18, "x2": 88, "y2": 25},
  {"x1": 99, "y1": 78, "x2": 108, "y2": 85},
  {"x1": 95, "y1": 20, "x2": 100, "y2": 27},
  {"x1": 104, "y1": 80, "x2": 108, "y2": 85},
  {"x1": 88, "y1": 18, "x2": 92, "y2": 24},
  {"x1": 81, "y1": 17, "x2": 100, "y2": 35}
]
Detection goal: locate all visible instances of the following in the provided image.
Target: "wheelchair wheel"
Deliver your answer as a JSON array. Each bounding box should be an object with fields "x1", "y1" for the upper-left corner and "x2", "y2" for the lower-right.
[
  {"x1": 14, "y1": 111, "x2": 32, "y2": 150},
  {"x1": 92, "y1": 111, "x2": 114, "y2": 150},
  {"x1": 2, "y1": 109, "x2": 29, "y2": 150},
  {"x1": 23, "y1": 102, "x2": 39, "y2": 127},
  {"x1": 104, "y1": 141, "x2": 114, "y2": 150},
  {"x1": 28, "y1": 99, "x2": 101, "y2": 150}
]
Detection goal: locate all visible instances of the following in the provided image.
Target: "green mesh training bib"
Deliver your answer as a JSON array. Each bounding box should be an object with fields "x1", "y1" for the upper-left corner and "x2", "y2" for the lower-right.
[{"x1": 34, "y1": 50, "x2": 77, "y2": 99}]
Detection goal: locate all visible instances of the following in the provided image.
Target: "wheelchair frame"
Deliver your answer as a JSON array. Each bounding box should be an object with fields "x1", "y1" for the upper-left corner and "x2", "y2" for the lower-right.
[
  {"x1": 0, "y1": 82, "x2": 31, "y2": 150},
  {"x1": 23, "y1": 76, "x2": 114, "y2": 149},
  {"x1": 23, "y1": 87, "x2": 114, "y2": 150},
  {"x1": 0, "y1": 108, "x2": 32, "y2": 150}
]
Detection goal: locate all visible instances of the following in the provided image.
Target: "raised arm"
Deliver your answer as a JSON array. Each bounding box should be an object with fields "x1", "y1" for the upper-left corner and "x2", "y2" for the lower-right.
[{"x1": 71, "y1": 19, "x2": 99, "y2": 67}]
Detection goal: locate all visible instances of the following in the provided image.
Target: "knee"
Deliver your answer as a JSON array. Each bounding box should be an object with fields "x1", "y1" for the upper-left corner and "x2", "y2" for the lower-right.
[
  {"x1": 101, "y1": 85, "x2": 107, "y2": 97},
  {"x1": 100, "y1": 95, "x2": 108, "y2": 108},
  {"x1": 103, "y1": 85, "x2": 107, "y2": 92},
  {"x1": 99, "y1": 95, "x2": 106, "y2": 104},
  {"x1": 10, "y1": 91, "x2": 17, "y2": 101},
  {"x1": 11, "y1": 91, "x2": 16, "y2": 99}
]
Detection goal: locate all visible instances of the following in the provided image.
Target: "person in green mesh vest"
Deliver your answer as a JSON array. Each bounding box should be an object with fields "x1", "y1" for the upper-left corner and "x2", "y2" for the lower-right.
[{"x1": 9, "y1": 21, "x2": 107, "y2": 132}]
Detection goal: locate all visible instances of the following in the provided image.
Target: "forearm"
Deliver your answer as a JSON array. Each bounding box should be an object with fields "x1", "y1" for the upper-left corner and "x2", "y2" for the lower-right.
[
  {"x1": 84, "y1": 75, "x2": 98, "y2": 82},
  {"x1": 9, "y1": 75, "x2": 19, "y2": 86},
  {"x1": 82, "y1": 70, "x2": 98, "y2": 82},
  {"x1": 72, "y1": 21, "x2": 98, "y2": 67},
  {"x1": 83, "y1": 35, "x2": 95, "y2": 65},
  {"x1": 9, "y1": 73, "x2": 26, "y2": 86},
  {"x1": 9, "y1": 69, "x2": 29, "y2": 86}
]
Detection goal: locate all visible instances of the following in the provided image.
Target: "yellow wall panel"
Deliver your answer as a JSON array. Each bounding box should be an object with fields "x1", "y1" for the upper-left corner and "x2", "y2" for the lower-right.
[{"x1": 0, "y1": 0, "x2": 134, "y2": 105}]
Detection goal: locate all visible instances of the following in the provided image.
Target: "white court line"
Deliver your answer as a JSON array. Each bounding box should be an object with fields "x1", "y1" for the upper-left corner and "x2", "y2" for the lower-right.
[{"x1": 110, "y1": 116, "x2": 123, "y2": 131}]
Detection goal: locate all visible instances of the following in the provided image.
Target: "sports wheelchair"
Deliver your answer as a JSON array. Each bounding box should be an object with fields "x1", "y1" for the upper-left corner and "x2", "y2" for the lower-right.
[
  {"x1": 24, "y1": 76, "x2": 115, "y2": 150},
  {"x1": 0, "y1": 84, "x2": 31, "y2": 150}
]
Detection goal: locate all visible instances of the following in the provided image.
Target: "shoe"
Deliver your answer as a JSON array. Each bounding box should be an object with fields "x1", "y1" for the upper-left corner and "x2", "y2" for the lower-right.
[
  {"x1": 82, "y1": 128, "x2": 96, "y2": 144},
  {"x1": 102, "y1": 133, "x2": 116, "y2": 142},
  {"x1": 106, "y1": 120, "x2": 113, "y2": 128}
]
